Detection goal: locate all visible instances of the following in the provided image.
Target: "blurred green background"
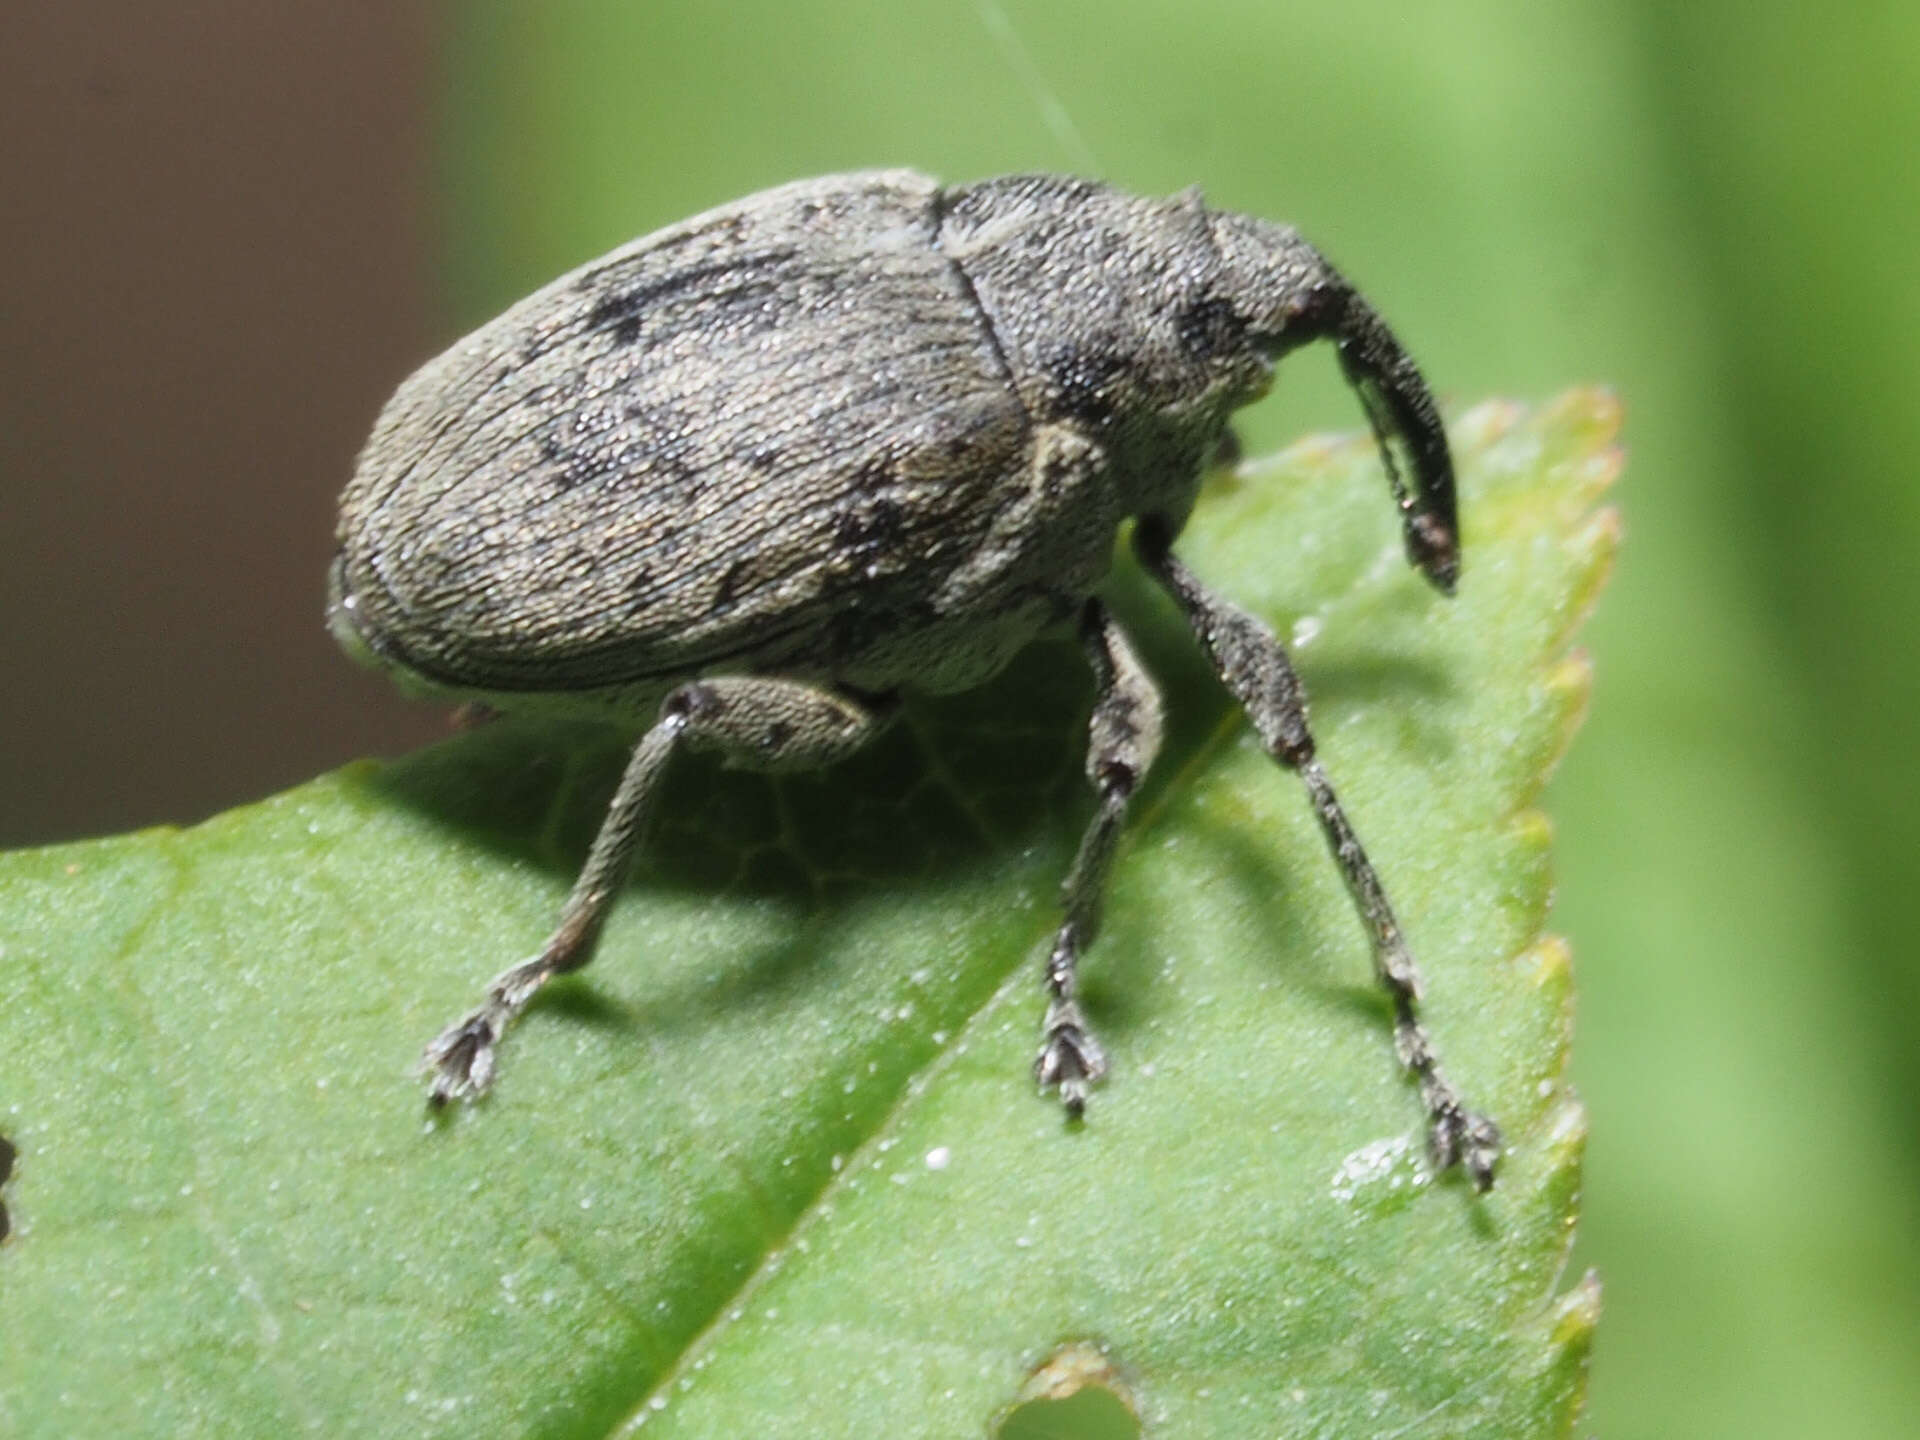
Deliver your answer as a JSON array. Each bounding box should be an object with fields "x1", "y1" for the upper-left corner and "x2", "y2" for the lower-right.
[{"x1": 4, "y1": 3, "x2": 1916, "y2": 1436}]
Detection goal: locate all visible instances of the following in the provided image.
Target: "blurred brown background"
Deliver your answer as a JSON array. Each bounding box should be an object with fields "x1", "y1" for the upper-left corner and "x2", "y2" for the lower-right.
[{"x1": 1, "y1": 3, "x2": 443, "y2": 846}]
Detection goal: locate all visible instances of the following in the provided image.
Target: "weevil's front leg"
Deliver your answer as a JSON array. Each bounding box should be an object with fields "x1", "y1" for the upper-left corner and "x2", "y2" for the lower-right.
[
  {"x1": 1036, "y1": 598, "x2": 1165, "y2": 1116},
  {"x1": 423, "y1": 676, "x2": 887, "y2": 1105},
  {"x1": 1134, "y1": 517, "x2": 1501, "y2": 1189}
]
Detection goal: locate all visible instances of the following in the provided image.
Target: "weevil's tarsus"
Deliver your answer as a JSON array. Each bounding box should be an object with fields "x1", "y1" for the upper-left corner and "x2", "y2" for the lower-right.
[
  {"x1": 1299, "y1": 759, "x2": 1502, "y2": 1190},
  {"x1": 424, "y1": 707, "x2": 686, "y2": 1104},
  {"x1": 424, "y1": 677, "x2": 886, "y2": 1104},
  {"x1": 1134, "y1": 518, "x2": 1498, "y2": 1188},
  {"x1": 1035, "y1": 599, "x2": 1165, "y2": 1115}
]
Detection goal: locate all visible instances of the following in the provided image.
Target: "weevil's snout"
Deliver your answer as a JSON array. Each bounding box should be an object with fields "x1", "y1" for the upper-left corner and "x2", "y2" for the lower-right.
[
  {"x1": 1329, "y1": 296, "x2": 1459, "y2": 596},
  {"x1": 1211, "y1": 214, "x2": 1459, "y2": 594}
]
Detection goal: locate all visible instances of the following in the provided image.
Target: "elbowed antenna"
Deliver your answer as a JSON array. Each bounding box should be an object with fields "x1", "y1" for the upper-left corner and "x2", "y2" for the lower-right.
[{"x1": 1207, "y1": 212, "x2": 1460, "y2": 593}]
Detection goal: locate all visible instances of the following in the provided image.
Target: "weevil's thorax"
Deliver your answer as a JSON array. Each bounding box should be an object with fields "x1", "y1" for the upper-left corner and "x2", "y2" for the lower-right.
[{"x1": 937, "y1": 177, "x2": 1272, "y2": 519}]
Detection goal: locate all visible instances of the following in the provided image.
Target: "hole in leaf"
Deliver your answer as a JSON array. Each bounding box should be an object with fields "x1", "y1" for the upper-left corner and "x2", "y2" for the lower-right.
[
  {"x1": 997, "y1": 1387, "x2": 1140, "y2": 1440},
  {"x1": 996, "y1": 1341, "x2": 1141, "y2": 1440}
]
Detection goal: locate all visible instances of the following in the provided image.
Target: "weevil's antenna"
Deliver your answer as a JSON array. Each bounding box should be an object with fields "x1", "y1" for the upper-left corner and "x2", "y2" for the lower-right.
[{"x1": 973, "y1": 0, "x2": 1103, "y2": 177}]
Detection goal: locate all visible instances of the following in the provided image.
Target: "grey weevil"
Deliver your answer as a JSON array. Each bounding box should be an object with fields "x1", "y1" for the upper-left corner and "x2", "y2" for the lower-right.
[{"x1": 329, "y1": 170, "x2": 1501, "y2": 1189}]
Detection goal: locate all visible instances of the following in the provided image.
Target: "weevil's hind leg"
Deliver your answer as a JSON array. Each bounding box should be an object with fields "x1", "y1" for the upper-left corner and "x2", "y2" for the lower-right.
[
  {"x1": 423, "y1": 677, "x2": 887, "y2": 1106},
  {"x1": 1036, "y1": 599, "x2": 1165, "y2": 1116},
  {"x1": 1134, "y1": 517, "x2": 1501, "y2": 1189}
]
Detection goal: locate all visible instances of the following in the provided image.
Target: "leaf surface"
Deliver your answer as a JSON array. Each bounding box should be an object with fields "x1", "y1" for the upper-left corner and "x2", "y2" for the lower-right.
[{"x1": 0, "y1": 393, "x2": 1616, "y2": 1438}]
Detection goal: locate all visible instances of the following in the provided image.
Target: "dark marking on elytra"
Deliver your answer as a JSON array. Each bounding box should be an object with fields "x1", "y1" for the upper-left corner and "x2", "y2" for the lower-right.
[
  {"x1": 558, "y1": 447, "x2": 619, "y2": 492},
  {"x1": 547, "y1": 434, "x2": 700, "y2": 498},
  {"x1": 829, "y1": 499, "x2": 910, "y2": 587},
  {"x1": 587, "y1": 249, "x2": 800, "y2": 347},
  {"x1": 825, "y1": 457, "x2": 909, "y2": 583},
  {"x1": 832, "y1": 495, "x2": 907, "y2": 558},
  {"x1": 848, "y1": 456, "x2": 893, "y2": 495},
  {"x1": 712, "y1": 555, "x2": 754, "y2": 612}
]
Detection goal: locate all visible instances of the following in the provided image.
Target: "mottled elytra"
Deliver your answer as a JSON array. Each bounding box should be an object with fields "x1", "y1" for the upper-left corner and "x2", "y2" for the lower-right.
[{"x1": 330, "y1": 170, "x2": 1499, "y2": 1189}]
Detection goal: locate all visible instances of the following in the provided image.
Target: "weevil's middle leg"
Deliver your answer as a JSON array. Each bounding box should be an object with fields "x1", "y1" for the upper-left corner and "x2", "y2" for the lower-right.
[
  {"x1": 424, "y1": 676, "x2": 886, "y2": 1106},
  {"x1": 1134, "y1": 516, "x2": 1500, "y2": 1189},
  {"x1": 1036, "y1": 598, "x2": 1165, "y2": 1115}
]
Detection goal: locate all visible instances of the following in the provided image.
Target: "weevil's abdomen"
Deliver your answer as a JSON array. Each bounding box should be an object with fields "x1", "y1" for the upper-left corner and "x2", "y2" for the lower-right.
[{"x1": 332, "y1": 171, "x2": 1032, "y2": 700}]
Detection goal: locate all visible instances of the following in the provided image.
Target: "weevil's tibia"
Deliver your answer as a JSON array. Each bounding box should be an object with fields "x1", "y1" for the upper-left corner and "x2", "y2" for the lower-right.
[
  {"x1": 1036, "y1": 598, "x2": 1165, "y2": 1116},
  {"x1": 423, "y1": 676, "x2": 885, "y2": 1105},
  {"x1": 423, "y1": 708, "x2": 688, "y2": 1104},
  {"x1": 1133, "y1": 517, "x2": 1500, "y2": 1189}
]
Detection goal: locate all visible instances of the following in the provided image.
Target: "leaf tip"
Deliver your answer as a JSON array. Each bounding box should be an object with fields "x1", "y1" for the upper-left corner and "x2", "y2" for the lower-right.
[{"x1": 1551, "y1": 1266, "x2": 1604, "y2": 1346}]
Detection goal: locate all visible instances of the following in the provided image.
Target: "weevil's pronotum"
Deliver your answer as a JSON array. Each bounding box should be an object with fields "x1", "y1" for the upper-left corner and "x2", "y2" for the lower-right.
[{"x1": 330, "y1": 170, "x2": 1500, "y2": 1188}]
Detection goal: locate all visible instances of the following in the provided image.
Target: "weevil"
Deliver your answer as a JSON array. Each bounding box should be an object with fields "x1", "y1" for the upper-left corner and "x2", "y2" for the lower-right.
[{"x1": 329, "y1": 170, "x2": 1500, "y2": 1188}]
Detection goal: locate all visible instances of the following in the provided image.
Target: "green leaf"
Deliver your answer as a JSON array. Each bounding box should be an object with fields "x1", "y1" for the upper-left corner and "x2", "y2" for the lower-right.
[{"x1": 0, "y1": 392, "x2": 1616, "y2": 1438}]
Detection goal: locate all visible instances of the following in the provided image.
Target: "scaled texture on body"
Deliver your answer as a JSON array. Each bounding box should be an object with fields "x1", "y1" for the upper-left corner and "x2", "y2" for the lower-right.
[{"x1": 331, "y1": 170, "x2": 1423, "y2": 707}]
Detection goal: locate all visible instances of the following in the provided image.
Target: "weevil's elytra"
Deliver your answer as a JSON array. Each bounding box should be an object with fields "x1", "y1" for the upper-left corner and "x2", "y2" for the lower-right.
[{"x1": 331, "y1": 170, "x2": 1499, "y2": 1189}]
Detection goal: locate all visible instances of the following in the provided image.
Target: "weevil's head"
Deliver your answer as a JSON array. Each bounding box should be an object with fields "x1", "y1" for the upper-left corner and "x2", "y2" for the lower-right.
[{"x1": 1209, "y1": 211, "x2": 1459, "y2": 594}]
